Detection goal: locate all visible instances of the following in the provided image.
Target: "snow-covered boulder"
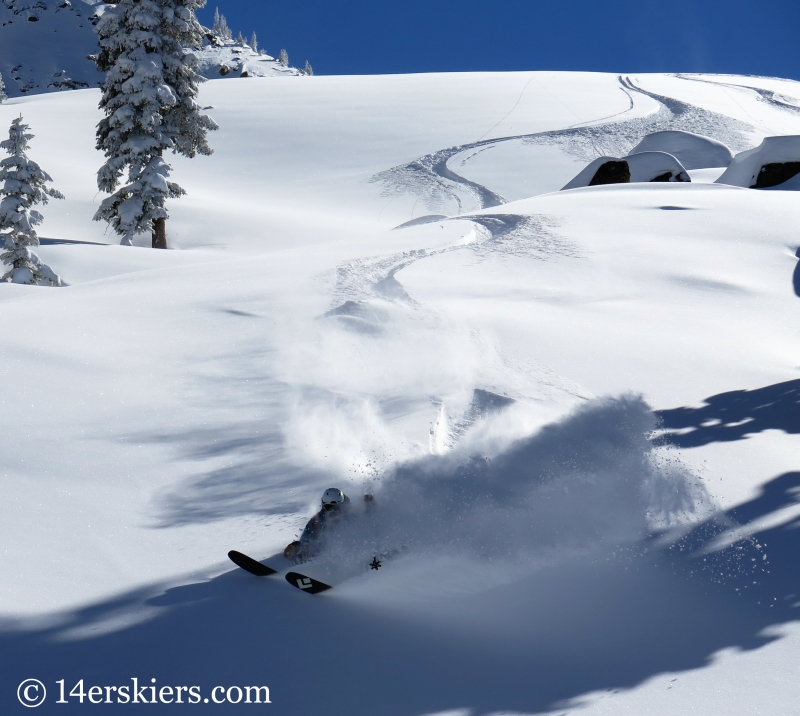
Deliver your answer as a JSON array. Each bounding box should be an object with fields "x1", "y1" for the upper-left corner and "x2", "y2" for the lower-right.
[
  {"x1": 562, "y1": 151, "x2": 689, "y2": 190},
  {"x1": 626, "y1": 151, "x2": 690, "y2": 183},
  {"x1": 715, "y1": 136, "x2": 800, "y2": 189},
  {"x1": 561, "y1": 157, "x2": 630, "y2": 190},
  {"x1": 629, "y1": 130, "x2": 733, "y2": 170}
]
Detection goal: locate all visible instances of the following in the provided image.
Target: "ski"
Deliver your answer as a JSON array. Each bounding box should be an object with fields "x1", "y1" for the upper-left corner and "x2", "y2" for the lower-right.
[
  {"x1": 228, "y1": 550, "x2": 278, "y2": 577},
  {"x1": 285, "y1": 571, "x2": 333, "y2": 594}
]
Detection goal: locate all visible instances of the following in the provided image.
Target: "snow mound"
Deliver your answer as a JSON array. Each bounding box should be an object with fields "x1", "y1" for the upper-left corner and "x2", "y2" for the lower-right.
[
  {"x1": 562, "y1": 151, "x2": 689, "y2": 190},
  {"x1": 194, "y1": 36, "x2": 303, "y2": 80},
  {"x1": 627, "y1": 151, "x2": 690, "y2": 183},
  {"x1": 715, "y1": 135, "x2": 800, "y2": 189},
  {"x1": 630, "y1": 130, "x2": 733, "y2": 170}
]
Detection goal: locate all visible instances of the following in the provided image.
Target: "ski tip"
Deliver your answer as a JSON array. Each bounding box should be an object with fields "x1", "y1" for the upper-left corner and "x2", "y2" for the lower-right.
[
  {"x1": 228, "y1": 550, "x2": 278, "y2": 577},
  {"x1": 285, "y1": 571, "x2": 333, "y2": 594}
]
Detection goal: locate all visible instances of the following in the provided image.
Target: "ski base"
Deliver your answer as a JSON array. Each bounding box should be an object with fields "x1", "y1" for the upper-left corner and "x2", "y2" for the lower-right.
[
  {"x1": 228, "y1": 550, "x2": 278, "y2": 577},
  {"x1": 285, "y1": 571, "x2": 333, "y2": 594}
]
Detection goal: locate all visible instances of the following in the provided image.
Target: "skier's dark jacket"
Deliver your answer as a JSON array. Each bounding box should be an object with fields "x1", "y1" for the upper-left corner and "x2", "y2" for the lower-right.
[{"x1": 298, "y1": 494, "x2": 353, "y2": 553}]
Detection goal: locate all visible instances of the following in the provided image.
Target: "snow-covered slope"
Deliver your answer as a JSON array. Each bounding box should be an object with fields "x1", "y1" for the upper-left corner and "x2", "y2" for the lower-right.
[
  {"x1": 0, "y1": 1, "x2": 300, "y2": 98},
  {"x1": 1, "y1": 71, "x2": 800, "y2": 715},
  {"x1": 0, "y1": 0, "x2": 105, "y2": 96}
]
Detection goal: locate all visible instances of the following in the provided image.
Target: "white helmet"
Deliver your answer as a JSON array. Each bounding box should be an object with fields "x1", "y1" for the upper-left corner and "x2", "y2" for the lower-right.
[{"x1": 321, "y1": 488, "x2": 346, "y2": 508}]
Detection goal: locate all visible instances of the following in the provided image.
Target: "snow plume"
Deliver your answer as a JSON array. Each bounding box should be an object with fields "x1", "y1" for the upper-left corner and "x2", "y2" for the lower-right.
[
  {"x1": 93, "y1": 0, "x2": 218, "y2": 247},
  {"x1": 314, "y1": 395, "x2": 708, "y2": 567},
  {"x1": 0, "y1": 116, "x2": 63, "y2": 286}
]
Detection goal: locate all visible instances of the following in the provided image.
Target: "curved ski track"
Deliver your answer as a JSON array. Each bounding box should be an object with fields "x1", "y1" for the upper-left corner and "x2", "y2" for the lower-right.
[
  {"x1": 326, "y1": 213, "x2": 578, "y2": 309},
  {"x1": 370, "y1": 75, "x2": 756, "y2": 216},
  {"x1": 673, "y1": 73, "x2": 800, "y2": 118}
]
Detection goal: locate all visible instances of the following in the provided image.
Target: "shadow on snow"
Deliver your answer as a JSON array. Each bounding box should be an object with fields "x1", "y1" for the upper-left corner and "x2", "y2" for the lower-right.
[
  {"x1": 657, "y1": 379, "x2": 800, "y2": 448},
  {"x1": 794, "y1": 247, "x2": 800, "y2": 298},
  {"x1": 2, "y1": 471, "x2": 798, "y2": 715}
]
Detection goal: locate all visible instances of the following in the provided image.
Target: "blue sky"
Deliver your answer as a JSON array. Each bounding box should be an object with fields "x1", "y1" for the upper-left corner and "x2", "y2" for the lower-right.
[{"x1": 198, "y1": 0, "x2": 800, "y2": 80}]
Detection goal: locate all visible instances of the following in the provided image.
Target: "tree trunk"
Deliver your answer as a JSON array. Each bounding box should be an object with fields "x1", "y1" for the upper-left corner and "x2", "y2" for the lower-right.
[
  {"x1": 151, "y1": 147, "x2": 168, "y2": 249},
  {"x1": 152, "y1": 217, "x2": 167, "y2": 249}
]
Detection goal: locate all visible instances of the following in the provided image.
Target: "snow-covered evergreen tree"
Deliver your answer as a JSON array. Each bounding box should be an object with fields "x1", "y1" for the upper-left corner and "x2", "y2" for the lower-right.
[
  {"x1": 212, "y1": 7, "x2": 231, "y2": 40},
  {"x1": 94, "y1": 0, "x2": 218, "y2": 248},
  {"x1": 0, "y1": 71, "x2": 6, "y2": 103},
  {"x1": 279, "y1": 49, "x2": 289, "y2": 67},
  {"x1": 304, "y1": 60, "x2": 313, "y2": 76},
  {"x1": 249, "y1": 32, "x2": 258, "y2": 53},
  {"x1": 235, "y1": 30, "x2": 245, "y2": 46},
  {"x1": 0, "y1": 117, "x2": 63, "y2": 286}
]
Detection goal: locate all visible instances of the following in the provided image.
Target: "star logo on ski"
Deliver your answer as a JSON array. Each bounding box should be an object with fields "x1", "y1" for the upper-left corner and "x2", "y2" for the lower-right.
[{"x1": 369, "y1": 557, "x2": 382, "y2": 570}]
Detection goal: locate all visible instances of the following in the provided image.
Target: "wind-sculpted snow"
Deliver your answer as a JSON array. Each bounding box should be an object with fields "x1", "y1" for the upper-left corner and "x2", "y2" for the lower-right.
[
  {"x1": 311, "y1": 395, "x2": 711, "y2": 570},
  {"x1": 371, "y1": 75, "x2": 754, "y2": 215}
]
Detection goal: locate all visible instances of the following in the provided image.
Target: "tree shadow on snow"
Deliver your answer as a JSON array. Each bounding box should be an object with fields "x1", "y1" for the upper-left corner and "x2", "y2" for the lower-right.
[
  {"x1": 656, "y1": 378, "x2": 800, "y2": 448},
  {"x1": 140, "y1": 420, "x2": 324, "y2": 527},
  {"x1": 2, "y1": 473, "x2": 799, "y2": 715},
  {"x1": 794, "y1": 247, "x2": 800, "y2": 298},
  {"x1": 126, "y1": 369, "x2": 330, "y2": 528}
]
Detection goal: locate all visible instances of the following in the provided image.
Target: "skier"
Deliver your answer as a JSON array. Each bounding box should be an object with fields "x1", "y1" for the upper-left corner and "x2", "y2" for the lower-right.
[{"x1": 284, "y1": 488, "x2": 375, "y2": 563}]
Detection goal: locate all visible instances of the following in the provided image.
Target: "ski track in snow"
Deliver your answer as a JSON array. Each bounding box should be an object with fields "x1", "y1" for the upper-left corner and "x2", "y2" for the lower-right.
[
  {"x1": 314, "y1": 69, "x2": 766, "y2": 482},
  {"x1": 325, "y1": 215, "x2": 578, "y2": 308},
  {"x1": 673, "y1": 73, "x2": 800, "y2": 118},
  {"x1": 349, "y1": 72, "x2": 755, "y2": 343},
  {"x1": 370, "y1": 75, "x2": 756, "y2": 215},
  {"x1": 314, "y1": 212, "x2": 586, "y2": 458}
]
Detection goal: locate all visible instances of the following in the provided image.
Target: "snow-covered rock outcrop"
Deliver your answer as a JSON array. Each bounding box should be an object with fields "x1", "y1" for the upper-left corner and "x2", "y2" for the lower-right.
[
  {"x1": 562, "y1": 151, "x2": 690, "y2": 190},
  {"x1": 0, "y1": 0, "x2": 106, "y2": 97},
  {"x1": 562, "y1": 156, "x2": 629, "y2": 189},
  {"x1": 629, "y1": 130, "x2": 733, "y2": 169},
  {"x1": 627, "y1": 151, "x2": 690, "y2": 182},
  {"x1": 716, "y1": 135, "x2": 800, "y2": 189},
  {"x1": 193, "y1": 35, "x2": 303, "y2": 80}
]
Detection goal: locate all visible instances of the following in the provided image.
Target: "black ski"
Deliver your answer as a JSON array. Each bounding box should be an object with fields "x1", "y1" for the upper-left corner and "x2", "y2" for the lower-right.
[
  {"x1": 285, "y1": 571, "x2": 333, "y2": 594},
  {"x1": 228, "y1": 550, "x2": 278, "y2": 577}
]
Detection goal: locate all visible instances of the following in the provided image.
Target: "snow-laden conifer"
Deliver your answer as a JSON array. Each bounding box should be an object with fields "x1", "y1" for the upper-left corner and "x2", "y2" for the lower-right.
[
  {"x1": 279, "y1": 49, "x2": 289, "y2": 67},
  {"x1": 94, "y1": 0, "x2": 218, "y2": 248},
  {"x1": 212, "y1": 7, "x2": 231, "y2": 40},
  {"x1": 0, "y1": 71, "x2": 7, "y2": 102},
  {"x1": 0, "y1": 117, "x2": 63, "y2": 286},
  {"x1": 304, "y1": 60, "x2": 313, "y2": 76},
  {"x1": 249, "y1": 32, "x2": 258, "y2": 53}
]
